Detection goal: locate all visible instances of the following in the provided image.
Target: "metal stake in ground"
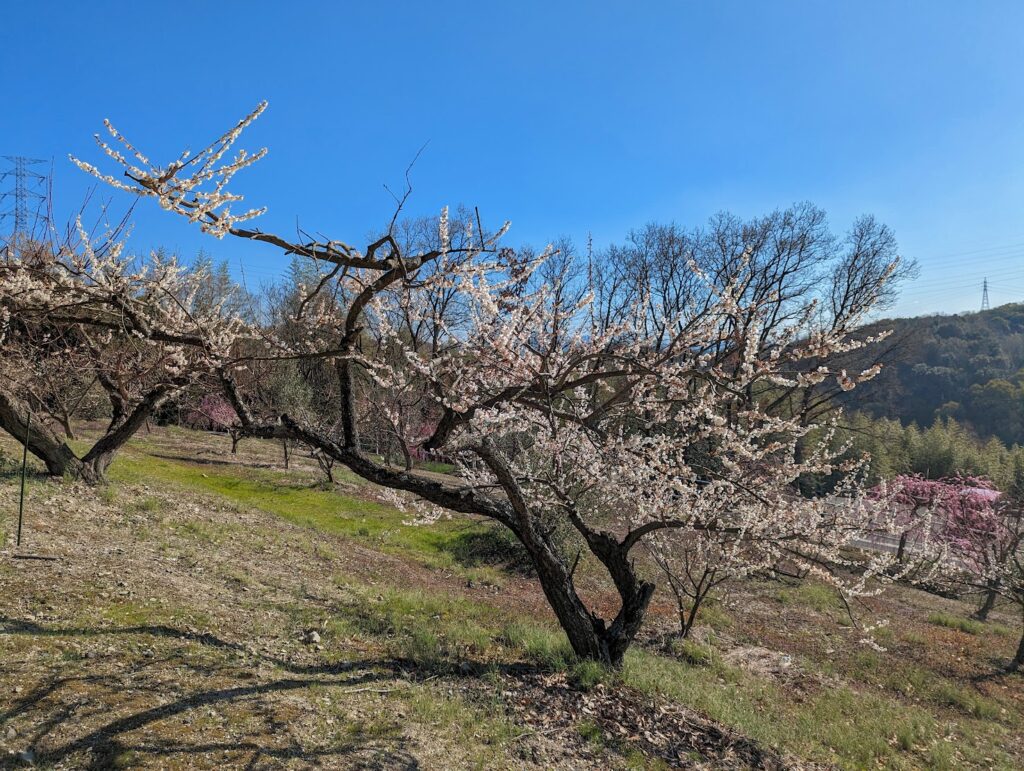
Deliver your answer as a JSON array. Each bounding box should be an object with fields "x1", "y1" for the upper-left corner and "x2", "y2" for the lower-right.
[
  {"x1": 13, "y1": 411, "x2": 57, "y2": 562},
  {"x1": 17, "y1": 411, "x2": 30, "y2": 548}
]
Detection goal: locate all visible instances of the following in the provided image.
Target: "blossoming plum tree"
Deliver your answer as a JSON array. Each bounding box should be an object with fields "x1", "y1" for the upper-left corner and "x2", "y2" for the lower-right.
[
  {"x1": 42, "y1": 102, "x2": 930, "y2": 664},
  {"x1": 0, "y1": 232, "x2": 238, "y2": 481}
]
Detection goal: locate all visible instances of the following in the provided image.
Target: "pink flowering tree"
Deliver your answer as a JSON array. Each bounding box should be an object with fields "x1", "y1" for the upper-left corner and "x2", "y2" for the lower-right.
[
  {"x1": 915, "y1": 479, "x2": 1024, "y2": 670},
  {"x1": 188, "y1": 393, "x2": 244, "y2": 453},
  {"x1": 946, "y1": 491, "x2": 1024, "y2": 670},
  {"x1": 883, "y1": 475, "x2": 1004, "y2": 612},
  {"x1": 882, "y1": 474, "x2": 1024, "y2": 669},
  {"x1": 933, "y1": 478, "x2": 1006, "y2": 619},
  {"x1": 50, "y1": 102, "x2": 927, "y2": 665}
]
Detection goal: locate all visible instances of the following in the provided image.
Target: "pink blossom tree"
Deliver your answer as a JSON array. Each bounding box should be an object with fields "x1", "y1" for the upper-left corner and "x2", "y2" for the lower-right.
[
  {"x1": 188, "y1": 393, "x2": 244, "y2": 453},
  {"x1": 882, "y1": 474, "x2": 1024, "y2": 669},
  {"x1": 884, "y1": 475, "x2": 1003, "y2": 613}
]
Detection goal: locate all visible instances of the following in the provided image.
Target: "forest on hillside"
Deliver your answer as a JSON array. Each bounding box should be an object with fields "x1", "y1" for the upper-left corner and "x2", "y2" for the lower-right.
[{"x1": 843, "y1": 303, "x2": 1024, "y2": 446}]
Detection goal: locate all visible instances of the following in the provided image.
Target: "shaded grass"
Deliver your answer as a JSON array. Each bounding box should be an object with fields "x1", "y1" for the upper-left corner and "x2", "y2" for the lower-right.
[{"x1": 325, "y1": 584, "x2": 579, "y2": 676}]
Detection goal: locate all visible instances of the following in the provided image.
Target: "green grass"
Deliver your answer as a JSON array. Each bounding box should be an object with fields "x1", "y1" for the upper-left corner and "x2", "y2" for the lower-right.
[
  {"x1": 416, "y1": 460, "x2": 456, "y2": 475},
  {"x1": 927, "y1": 612, "x2": 985, "y2": 635},
  {"x1": 110, "y1": 451, "x2": 508, "y2": 574},
  {"x1": 328, "y1": 586, "x2": 516, "y2": 668},
  {"x1": 93, "y1": 598, "x2": 212, "y2": 630},
  {"x1": 499, "y1": 620, "x2": 575, "y2": 670},
  {"x1": 665, "y1": 637, "x2": 719, "y2": 667},
  {"x1": 132, "y1": 495, "x2": 165, "y2": 513},
  {"x1": 569, "y1": 659, "x2": 613, "y2": 689},
  {"x1": 620, "y1": 649, "x2": 1017, "y2": 769},
  {"x1": 776, "y1": 580, "x2": 844, "y2": 614},
  {"x1": 577, "y1": 719, "x2": 605, "y2": 747}
]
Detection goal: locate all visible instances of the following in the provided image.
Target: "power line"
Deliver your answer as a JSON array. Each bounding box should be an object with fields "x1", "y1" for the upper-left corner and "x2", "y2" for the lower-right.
[
  {"x1": 981, "y1": 278, "x2": 990, "y2": 311},
  {"x1": 0, "y1": 155, "x2": 48, "y2": 246}
]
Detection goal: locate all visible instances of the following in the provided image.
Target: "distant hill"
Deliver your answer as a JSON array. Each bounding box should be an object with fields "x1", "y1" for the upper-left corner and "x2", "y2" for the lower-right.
[{"x1": 843, "y1": 302, "x2": 1024, "y2": 446}]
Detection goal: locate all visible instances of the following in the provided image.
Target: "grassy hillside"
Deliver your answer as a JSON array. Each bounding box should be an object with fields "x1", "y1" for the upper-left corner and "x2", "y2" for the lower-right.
[{"x1": 1, "y1": 427, "x2": 1022, "y2": 769}]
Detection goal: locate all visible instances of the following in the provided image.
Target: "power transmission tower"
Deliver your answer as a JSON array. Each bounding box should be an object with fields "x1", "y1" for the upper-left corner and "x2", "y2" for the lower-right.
[
  {"x1": 981, "y1": 278, "x2": 990, "y2": 311},
  {"x1": 0, "y1": 155, "x2": 48, "y2": 246}
]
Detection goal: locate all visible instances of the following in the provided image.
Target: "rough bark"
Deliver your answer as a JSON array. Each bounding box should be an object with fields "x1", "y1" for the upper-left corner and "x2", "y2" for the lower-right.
[
  {"x1": 0, "y1": 385, "x2": 87, "y2": 479},
  {"x1": 0, "y1": 382, "x2": 177, "y2": 484}
]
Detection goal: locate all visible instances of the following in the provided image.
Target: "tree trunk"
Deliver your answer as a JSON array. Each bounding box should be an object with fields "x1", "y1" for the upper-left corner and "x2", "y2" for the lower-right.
[
  {"x1": 680, "y1": 594, "x2": 706, "y2": 639},
  {"x1": 509, "y1": 513, "x2": 653, "y2": 666},
  {"x1": 896, "y1": 531, "x2": 909, "y2": 564},
  {"x1": 282, "y1": 439, "x2": 290, "y2": 469},
  {"x1": 0, "y1": 382, "x2": 176, "y2": 484},
  {"x1": 0, "y1": 386, "x2": 86, "y2": 479},
  {"x1": 1011, "y1": 621, "x2": 1024, "y2": 672},
  {"x1": 81, "y1": 385, "x2": 176, "y2": 480},
  {"x1": 230, "y1": 432, "x2": 240, "y2": 454},
  {"x1": 973, "y1": 582, "x2": 999, "y2": 622}
]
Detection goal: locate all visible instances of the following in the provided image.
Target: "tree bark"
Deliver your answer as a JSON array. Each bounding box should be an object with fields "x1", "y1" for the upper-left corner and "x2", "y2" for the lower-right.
[
  {"x1": 59, "y1": 412, "x2": 76, "y2": 441},
  {"x1": 1011, "y1": 620, "x2": 1024, "y2": 672},
  {"x1": 973, "y1": 582, "x2": 999, "y2": 622},
  {"x1": 79, "y1": 385, "x2": 176, "y2": 479},
  {"x1": 896, "y1": 531, "x2": 909, "y2": 564},
  {"x1": 0, "y1": 382, "x2": 176, "y2": 484},
  {"x1": 0, "y1": 386, "x2": 87, "y2": 479}
]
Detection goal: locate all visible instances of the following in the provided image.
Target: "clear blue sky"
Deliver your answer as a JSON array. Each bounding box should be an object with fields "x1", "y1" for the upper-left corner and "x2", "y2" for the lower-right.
[{"x1": 3, "y1": 1, "x2": 1024, "y2": 317}]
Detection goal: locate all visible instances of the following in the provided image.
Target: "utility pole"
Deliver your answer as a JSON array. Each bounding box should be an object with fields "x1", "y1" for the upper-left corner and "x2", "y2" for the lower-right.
[
  {"x1": 0, "y1": 155, "x2": 48, "y2": 247},
  {"x1": 981, "y1": 278, "x2": 991, "y2": 312}
]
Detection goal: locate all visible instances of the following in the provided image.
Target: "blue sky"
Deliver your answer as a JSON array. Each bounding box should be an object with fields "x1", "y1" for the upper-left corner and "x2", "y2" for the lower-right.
[{"x1": 3, "y1": 1, "x2": 1024, "y2": 317}]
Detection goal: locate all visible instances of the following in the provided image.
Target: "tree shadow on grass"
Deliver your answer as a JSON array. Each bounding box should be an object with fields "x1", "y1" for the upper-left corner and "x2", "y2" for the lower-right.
[
  {"x1": 0, "y1": 617, "x2": 431, "y2": 769},
  {"x1": 30, "y1": 674, "x2": 414, "y2": 770},
  {"x1": 0, "y1": 616, "x2": 789, "y2": 770},
  {"x1": 147, "y1": 452, "x2": 284, "y2": 472},
  {"x1": 0, "y1": 464, "x2": 50, "y2": 484},
  {"x1": 439, "y1": 526, "x2": 535, "y2": 576}
]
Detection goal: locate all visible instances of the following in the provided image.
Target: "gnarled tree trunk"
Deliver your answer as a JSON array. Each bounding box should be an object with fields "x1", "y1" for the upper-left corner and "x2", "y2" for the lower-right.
[
  {"x1": 0, "y1": 382, "x2": 178, "y2": 484},
  {"x1": 0, "y1": 385, "x2": 89, "y2": 479}
]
